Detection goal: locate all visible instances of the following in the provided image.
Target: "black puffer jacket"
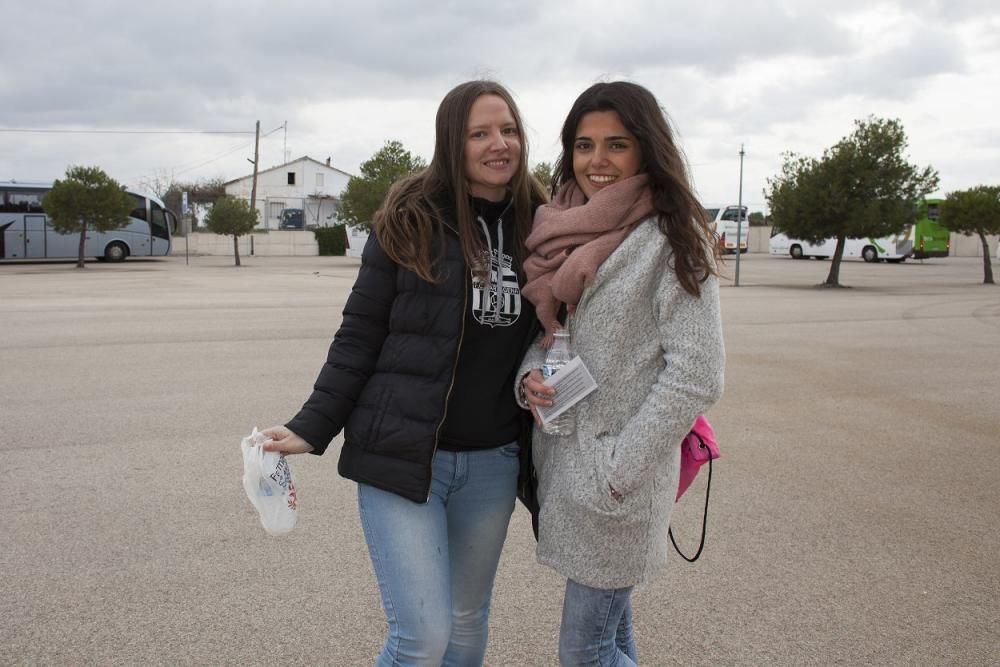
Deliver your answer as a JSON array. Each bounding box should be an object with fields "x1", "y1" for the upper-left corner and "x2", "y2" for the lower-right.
[{"x1": 286, "y1": 221, "x2": 538, "y2": 505}]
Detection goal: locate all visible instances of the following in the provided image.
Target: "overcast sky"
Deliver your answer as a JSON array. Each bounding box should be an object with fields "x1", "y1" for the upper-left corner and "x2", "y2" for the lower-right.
[{"x1": 3, "y1": 0, "x2": 998, "y2": 211}]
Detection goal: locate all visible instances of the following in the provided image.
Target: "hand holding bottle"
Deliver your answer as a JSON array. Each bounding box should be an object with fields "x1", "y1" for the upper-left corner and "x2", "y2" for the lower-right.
[{"x1": 521, "y1": 369, "x2": 555, "y2": 426}]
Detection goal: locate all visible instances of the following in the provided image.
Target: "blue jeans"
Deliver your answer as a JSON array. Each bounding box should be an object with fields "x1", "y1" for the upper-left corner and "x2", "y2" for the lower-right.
[
  {"x1": 357, "y1": 442, "x2": 520, "y2": 667},
  {"x1": 559, "y1": 579, "x2": 638, "y2": 666}
]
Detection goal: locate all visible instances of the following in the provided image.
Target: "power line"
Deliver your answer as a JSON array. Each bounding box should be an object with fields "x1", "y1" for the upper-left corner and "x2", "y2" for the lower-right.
[
  {"x1": 169, "y1": 124, "x2": 286, "y2": 177},
  {"x1": 5, "y1": 122, "x2": 287, "y2": 183},
  {"x1": 171, "y1": 140, "x2": 256, "y2": 177},
  {"x1": 0, "y1": 127, "x2": 254, "y2": 135}
]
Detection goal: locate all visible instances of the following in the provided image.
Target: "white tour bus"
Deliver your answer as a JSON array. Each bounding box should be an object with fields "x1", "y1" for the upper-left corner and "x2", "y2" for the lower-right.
[
  {"x1": 769, "y1": 227, "x2": 915, "y2": 262},
  {"x1": 703, "y1": 204, "x2": 749, "y2": 253},
  {"x1": 0, "y1": 181, "x2": 175, "y2": 261}
]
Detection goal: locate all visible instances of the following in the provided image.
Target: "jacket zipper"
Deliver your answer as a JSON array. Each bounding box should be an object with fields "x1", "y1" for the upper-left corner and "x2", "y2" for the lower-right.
[
  {"x1": 426, "y1": 268, "x2": 469, "y2": 501},
  {"x1": 424, "y1": 204, "x2": 505, "y2": 501}
]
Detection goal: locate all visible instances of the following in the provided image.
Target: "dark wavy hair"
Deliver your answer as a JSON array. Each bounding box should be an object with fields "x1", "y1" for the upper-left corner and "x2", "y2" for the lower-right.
[
  {"x1": 374, "y1": 80, "x2": 547, "y2": 282},
  {"x1": 552, "y1": 81, "x2": 719, "y2": 296}
]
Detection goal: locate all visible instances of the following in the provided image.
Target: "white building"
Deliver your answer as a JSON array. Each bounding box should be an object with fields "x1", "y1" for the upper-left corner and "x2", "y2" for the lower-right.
[{"x1": 224, "y1": 156, "x2": 352, "y2": 231}]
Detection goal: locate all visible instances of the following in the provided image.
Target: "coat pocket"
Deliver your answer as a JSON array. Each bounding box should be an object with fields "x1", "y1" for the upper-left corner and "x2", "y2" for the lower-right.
[
  {"x1": 590, "y1": 436, "x2": 624, "y2": 516},
  {"x1": 557, "y1": 425, "x2": 631, "y2": 519},
  {"x1": 587, "y1": 431, "x2": 648, "y2": 519},
  {"x1": 346, "y1": 385, "x2": 388, "y2": 450}
]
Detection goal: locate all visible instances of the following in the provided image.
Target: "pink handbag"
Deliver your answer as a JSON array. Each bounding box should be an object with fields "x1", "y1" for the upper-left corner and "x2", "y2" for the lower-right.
[
  {"x1": 676, "y1": 415, "x2": 720, "y2": 501},
  {"x1": 670, "y1": 415, "x2": 720, "y2": 562}
]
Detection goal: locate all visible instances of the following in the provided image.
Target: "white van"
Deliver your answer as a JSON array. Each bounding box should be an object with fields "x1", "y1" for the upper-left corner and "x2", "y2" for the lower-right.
[{"x1": 703, "y1": 204, "x2": 749, "y2": 254}]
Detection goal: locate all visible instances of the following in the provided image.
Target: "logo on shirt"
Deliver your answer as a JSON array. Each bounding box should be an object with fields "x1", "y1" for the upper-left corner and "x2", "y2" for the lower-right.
[{"x1": 472, "y1": 248, "x2": 521, "y2": 327}]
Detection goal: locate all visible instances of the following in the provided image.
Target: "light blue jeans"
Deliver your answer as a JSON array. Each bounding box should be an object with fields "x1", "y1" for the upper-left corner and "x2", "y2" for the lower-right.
[
  {"x1": 559, "y1": 579, "x2": 638, "y2": 666},
  {"x1": 357, "y1": 442, "x2": 520, "y2": 667}
]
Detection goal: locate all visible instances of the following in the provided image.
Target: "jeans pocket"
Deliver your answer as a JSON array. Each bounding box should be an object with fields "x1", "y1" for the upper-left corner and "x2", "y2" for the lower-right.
[{"x1": 497, "y1": 441, "x2": 520, "y2": 458}]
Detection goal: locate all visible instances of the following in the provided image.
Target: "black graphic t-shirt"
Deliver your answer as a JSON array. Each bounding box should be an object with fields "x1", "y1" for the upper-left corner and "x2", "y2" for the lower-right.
[
  {"x1": 438, "y1": 197, "x2": 534, "y2": 451},
  {"x1": 470, "y1": 225, "x2": 521, "y2": 327}
]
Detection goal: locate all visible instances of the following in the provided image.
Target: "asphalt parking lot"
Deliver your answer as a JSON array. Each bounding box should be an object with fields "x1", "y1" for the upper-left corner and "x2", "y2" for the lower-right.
[{"x1": 2, "y1": 252, "x2": 998, "y2": 666}]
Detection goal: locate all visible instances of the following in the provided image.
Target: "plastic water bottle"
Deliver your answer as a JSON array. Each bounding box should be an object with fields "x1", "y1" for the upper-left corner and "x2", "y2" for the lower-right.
[{"x1": 541, "y1": 329, "x2": 575, "y2": 436}]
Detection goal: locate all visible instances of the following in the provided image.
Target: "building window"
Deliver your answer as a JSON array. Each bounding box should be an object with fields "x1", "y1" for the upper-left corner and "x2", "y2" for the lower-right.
[
  {"x1": 316, "y1": 173, "x2": 324, "y2": 187},
  {"x1": 287, "y1": 172, "x2": 296, "y2": 185}
]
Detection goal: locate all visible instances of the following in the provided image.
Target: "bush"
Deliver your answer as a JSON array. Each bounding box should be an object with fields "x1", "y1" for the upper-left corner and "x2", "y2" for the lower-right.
[{"x1": 314, "y1": 225, "x2": 348, "y2": 256}]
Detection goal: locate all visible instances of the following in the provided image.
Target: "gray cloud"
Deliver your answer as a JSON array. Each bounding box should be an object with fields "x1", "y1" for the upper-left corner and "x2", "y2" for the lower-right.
[
  {"x1": 2, "y1": 0, "x2": 998, "y2": 198},
  {"x1": 575, "y1": 4, "x2": 856, "y2": 73}
]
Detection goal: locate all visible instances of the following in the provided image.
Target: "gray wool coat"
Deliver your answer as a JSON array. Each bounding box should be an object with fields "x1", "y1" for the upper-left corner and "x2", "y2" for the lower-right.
[{"x1": 518, "y1": 218, "x2": 725, "y2": 589}]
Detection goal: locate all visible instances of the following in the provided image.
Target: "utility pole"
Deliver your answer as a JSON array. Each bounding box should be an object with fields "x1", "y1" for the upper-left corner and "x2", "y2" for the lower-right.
[
  {"x1": 249, "y1": 120, "x2": 260, "y2": 229},
  {"x1": 283, "y1": 121, "x2": 288, "y2": 163},
  {"x1": 182, "y1": 190, "x2": 190, "y2": 266},
  {"x1": 735, "y1": 144, "x2": 745, "y2": 287}
]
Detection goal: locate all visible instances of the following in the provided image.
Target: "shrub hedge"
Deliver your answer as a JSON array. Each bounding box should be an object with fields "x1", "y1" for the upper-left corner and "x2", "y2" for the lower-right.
[{"x1": 313, "y1": 226, "x2": 348, "y2": 256}]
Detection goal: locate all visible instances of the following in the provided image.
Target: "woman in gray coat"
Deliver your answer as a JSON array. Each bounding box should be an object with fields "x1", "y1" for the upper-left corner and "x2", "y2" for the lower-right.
[{"x1": 518, "y1": 82, "x2": 725, "y2": 666}]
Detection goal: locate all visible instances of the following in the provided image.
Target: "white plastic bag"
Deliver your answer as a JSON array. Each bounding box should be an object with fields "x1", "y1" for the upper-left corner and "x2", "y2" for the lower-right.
[{"x1": 241, "y1": 428, "x2": 298, "y2": 536}]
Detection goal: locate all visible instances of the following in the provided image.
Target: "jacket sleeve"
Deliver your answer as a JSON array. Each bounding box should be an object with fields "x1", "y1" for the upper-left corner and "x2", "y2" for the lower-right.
[
  {"x1": 285, "y1": 234, "x2": 397, "y2": 454},
  {"x1": 601, "y1": 275, "x2": 725, "y2": 496}
]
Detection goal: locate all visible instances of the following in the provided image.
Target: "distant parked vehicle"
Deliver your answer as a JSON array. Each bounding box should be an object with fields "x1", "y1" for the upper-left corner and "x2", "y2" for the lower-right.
[
  {"x1": 911, "y1": 198, "x2": 950, "y2": 259},
  {"x1": 769, "y1": 227, "x2": 914, "y2": 262},
  {"x1": 703, "y1": 204, "x2": 749, "y2": 254},
  {"x1": 0, "y1": 181, "x2": 174, "y2": 261},
  {"x1": 279, "y1": 208, "x2": 305, "y2": 230}
]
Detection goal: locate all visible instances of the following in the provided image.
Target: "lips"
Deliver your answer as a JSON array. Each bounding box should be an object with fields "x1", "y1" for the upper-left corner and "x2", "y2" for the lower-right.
[
  {"x1": 484, "y1": 159, "x2": 510, "y2": 168},
  {"x1": 588, "y1": 174, "x2": 617, "y2": 185}
]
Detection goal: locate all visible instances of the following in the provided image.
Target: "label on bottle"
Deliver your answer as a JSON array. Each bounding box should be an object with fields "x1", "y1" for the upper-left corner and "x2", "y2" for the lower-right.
[{"x1": 536, "y1": 355, "x2": 598, "y2": 426}]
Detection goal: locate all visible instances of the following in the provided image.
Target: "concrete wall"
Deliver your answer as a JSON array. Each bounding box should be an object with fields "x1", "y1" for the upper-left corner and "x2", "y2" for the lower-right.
[
  {"x1": 172, "y1": 227, "x2": 998, "y2": 259},
  {"x1": 949, "y1": 232, "x2": 1000, "y2": 258},
  {"x1": 750, "y1": 227, "x2": 999, "y2": 257},
  {"x1": 346, "y1": 227, "x2": 370, "y2": 258},
  {"x1": 171, "y1": 231, "x2": 318, "y2": 257},
  {"x1": 748, "y1": 227, "x2": 771, "y2": 253}
]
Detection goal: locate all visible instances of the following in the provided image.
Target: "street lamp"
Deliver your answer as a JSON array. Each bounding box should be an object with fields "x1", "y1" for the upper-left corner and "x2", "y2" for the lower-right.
[{"x1": 735, "y1": 144, "x2": 745, "y2": 287}]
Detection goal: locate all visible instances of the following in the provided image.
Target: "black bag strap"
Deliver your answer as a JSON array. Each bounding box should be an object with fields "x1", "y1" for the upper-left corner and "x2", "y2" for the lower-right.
[{"x1": 669, "y1": 434, "x2": 713, "y2": 562}]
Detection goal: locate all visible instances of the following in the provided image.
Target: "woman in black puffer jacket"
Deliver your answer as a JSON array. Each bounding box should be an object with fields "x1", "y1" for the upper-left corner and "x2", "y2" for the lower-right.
[{"x1": 262, "y1": 80, "x2": 546, "y2": 667}]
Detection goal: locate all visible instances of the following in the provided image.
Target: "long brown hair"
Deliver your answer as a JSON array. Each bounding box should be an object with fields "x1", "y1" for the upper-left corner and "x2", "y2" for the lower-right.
[
  {"x1": 375, "y1": 80, "x2": 547, "y2": 283},
  {"x1": 552, "y1": 81, "x2": 719, "y2": 296}
]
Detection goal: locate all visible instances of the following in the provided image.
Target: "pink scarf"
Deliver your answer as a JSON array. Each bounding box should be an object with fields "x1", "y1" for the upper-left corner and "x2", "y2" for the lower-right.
[{"x1": 522, "y1": 174, "x2": 654, "y2": 335}]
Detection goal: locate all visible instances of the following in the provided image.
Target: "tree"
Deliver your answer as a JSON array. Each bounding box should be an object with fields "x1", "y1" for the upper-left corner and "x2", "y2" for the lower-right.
[
  {"x1": 531, "y1": 161, "x2": 554, "y2": 192},
  {"x1": 940, "y1": 185, "x2": 1000, "y2": 284},
  {"x1": 161, "y1": 178, "x2": 226, "y2": 226},
  {"x1": 749, "y1": 211, "x2": 766, "y2": 226},
  {"x1": 766, "y1": 117, "x2": 939, "y2": 287},
  {"x1": 42, "y1": 165, "x2": 134, "y2": 268},
  {"x1": 138, "y1": 168, "x2": 175, "y2": 199},
  {"x1": 338, "y1": 140, "x2": 426, "y2": 231},
  {"x1": 205, "y1": 196, "x2": 258, "y2": 266}
]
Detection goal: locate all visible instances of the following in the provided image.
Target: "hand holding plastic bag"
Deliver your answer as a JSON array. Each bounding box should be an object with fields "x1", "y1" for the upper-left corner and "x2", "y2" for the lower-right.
[{"x1": 241, "y1": 428, "x2": 298, "y2": 536}]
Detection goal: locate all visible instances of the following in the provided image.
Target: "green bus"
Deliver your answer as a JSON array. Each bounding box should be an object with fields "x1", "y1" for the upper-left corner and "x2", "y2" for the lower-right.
[{"x1": 912, "y1": 198, "x2": 950, "y2": 259}]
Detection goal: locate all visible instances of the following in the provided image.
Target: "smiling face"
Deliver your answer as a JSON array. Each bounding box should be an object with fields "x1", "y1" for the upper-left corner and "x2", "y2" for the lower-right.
[
  {"x1": 572, "y1": 110, "x2": 643, "y2": 199},
  {"x1": 463, "y1": 94, "x2": 522, "y2": 201}
]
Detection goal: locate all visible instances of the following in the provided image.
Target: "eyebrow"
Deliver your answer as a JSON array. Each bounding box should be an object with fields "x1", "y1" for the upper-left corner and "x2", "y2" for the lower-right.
[
  {"x1": 469, "y1": 121, "x2": 517, "y2": 130},
  {"x1": 575, "y1": 135, "x2": 633, "y2": 142}
]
